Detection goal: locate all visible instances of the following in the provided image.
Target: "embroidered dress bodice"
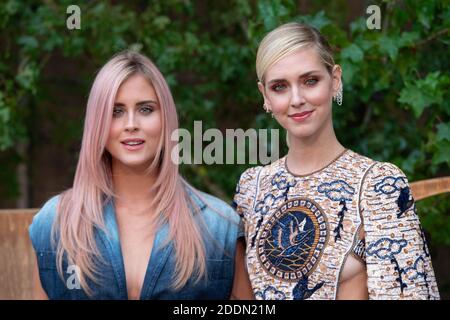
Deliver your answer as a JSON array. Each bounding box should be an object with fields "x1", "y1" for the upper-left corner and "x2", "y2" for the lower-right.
[{"x1": 233, "y1": 149, "x2": 440, "y2": 300}]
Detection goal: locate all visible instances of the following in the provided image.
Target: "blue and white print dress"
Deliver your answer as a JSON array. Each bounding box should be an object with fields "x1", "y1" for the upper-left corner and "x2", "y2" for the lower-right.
[{"x1": 233, "y1": 149, "x2": 440, "y2": 300}]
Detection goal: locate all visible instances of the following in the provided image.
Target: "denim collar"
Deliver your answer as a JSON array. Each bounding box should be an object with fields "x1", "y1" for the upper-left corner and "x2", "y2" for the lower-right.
[{"x1": 99, "y1": 199, "x2": 174, "y2": 299}]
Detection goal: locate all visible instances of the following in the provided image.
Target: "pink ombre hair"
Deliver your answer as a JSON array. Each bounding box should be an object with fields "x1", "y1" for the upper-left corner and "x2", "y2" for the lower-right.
[{"x1": 53, "y1": 51, "x2": 207, "y2": 295}]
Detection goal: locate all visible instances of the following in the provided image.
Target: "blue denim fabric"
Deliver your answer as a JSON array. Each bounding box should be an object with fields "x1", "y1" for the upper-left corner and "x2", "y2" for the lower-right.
[{"x1": 28, "y1": 190, "x2": 240, "y2": 300}]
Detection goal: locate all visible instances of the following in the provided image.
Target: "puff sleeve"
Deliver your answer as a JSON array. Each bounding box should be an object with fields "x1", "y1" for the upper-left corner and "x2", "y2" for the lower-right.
[
  {"x1": 360, "y1": 162, "x2": 440, "y2": 299},
  {"x1": 232, "y1": 166, "x2": 262, "y2": 241}
]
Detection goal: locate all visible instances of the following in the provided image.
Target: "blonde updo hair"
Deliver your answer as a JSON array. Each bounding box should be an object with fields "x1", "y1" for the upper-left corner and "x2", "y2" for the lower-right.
[{"x1": 256, "y1": 22, "x2": 335, "y2": 84}]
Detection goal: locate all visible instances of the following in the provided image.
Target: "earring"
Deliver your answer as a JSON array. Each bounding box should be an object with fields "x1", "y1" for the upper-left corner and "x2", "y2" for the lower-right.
[
  {"x1": 263, "y1": 103, "x2": 274, "y2": 118},
  {"x1": 333, "y1": 84, "x2": 343, "y2": 106}
]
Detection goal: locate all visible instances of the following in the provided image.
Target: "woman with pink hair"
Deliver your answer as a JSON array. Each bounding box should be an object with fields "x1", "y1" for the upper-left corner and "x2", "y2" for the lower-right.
[{"x1": 29, "y1": 51, "x2": 252, "y2": 299}]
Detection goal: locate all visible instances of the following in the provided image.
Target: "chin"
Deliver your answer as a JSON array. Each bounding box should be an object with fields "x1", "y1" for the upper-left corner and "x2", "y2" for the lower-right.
[
  {"x1": 115, "y1": 157, "x2": 153, "y2": 169},
  {"x1": 286, "y1": 125, "x2": 318, "y2": 139},
  {"x1": 126, "y1": 160, "x2": 150, "y2": 167}
]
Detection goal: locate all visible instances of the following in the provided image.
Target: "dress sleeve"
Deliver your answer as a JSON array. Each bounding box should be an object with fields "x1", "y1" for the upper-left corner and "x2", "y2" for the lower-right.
[
  {"x1": 360, "y1": 162, "x2": 440, "y2": 300},
  {"x1": 232, "y1": 166, "x2": 261, "y2": 241}
]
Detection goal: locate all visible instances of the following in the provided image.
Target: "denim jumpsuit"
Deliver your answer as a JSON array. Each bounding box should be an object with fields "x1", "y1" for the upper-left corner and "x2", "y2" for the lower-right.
[{"x1": 29, "y1": 190, "x2": 240, "y2": 299}]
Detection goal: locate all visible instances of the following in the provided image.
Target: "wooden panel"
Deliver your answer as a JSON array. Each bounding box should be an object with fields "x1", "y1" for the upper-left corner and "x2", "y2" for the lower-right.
[
  {"x1": 0, "y1": 209, "x2": 38, "y2": 300},
  {"x1": 410, "y1": 177, "x2": 450, "y2": 201}
]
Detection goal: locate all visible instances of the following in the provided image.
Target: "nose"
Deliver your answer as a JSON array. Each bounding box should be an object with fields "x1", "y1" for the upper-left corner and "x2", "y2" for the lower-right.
[
  {"x1": 290, "y1": 86, "x2": 306, "y2": 108},
  {"x1": 124, "y1": 112, "x2": 138, "y2": 132}
]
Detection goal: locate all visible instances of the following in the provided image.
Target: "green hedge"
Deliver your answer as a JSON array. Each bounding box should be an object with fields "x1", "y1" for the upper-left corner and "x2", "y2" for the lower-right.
[{"x1": 0, "y1": 0, "x2": 449, "y2": 243}]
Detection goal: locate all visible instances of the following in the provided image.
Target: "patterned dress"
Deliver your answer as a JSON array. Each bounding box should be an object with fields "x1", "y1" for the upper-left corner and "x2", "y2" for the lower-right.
[{"x1": 233, "y1": 149, "x2": 440, "y2": 300}]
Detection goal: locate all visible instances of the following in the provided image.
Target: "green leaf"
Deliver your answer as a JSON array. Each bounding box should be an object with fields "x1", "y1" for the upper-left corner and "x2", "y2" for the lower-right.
[
  {"x1": 340, "y1": 60, "x2": 357, "y2": 85},
  {"x1": 398, "y1": 86, "x2": 429, "y2": 117},
  {"x1": 0, "y1": 91, "x2": 13, "y2": 151},
  {"x1": 432, "y1": 140, "x2": 450, "y2": 165},
  {"x1": 153, "y1": 16, "x2": 170, "y2": 29},
  {"x1": 295, "y1": 10, "x2": 331, "y2": 31},
  {"x1": 378, "y1": 35, "x2": 399, "y2": 61},
  {"x1": 417, "y1": 1, "x2": 436, "y2": 29},
  {"x1": 257, "y1": 0, "x2": 288, "y2": 31},
  {"x1": 349, "y1": 17, "x2": 366, "y2": 35},
  {"x1": 5, "y1": 0, "x2": 20, "y2": 15},
  {"x1": 436, "y1": 123, "x2": 450, "y2": 141},
  {"x1": 43, "y1": 34, "x2": 63, "y2": 52},
  {"x1": 398, "y1": 72, "x2": 444, "y2": 118},
  {"x1": 401, "y1": 149, "x2": 424, "y2": 175},
  {"x1": 398, "y1": 31, "x2": 420, "y2": 47},
  {"x1": 17, "y1": 35, "x2": 39, "y2": 49},
  {"x1": 15, "y1": 62, "x2": 39, "y2": 94},
  {"x1": 341, "y1": 43, "x2": 364, "y2": 63}
]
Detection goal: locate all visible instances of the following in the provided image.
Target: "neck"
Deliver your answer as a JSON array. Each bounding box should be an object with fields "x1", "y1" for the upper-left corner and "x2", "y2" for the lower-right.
[
  {"x1": 111, "y1": 159, "x2": 157, "y2": 215},
  {"x1": 286, "y1": 119, "x2": 345, "y2": 176}
]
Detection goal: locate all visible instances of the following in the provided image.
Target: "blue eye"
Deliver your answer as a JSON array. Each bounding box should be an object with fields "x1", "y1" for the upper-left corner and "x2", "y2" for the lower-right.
[
  {"x1": 112, "y1": 108, "x2": 123, "y2": 117},
  {"x1": 305, "y1": 78, "x2": 318, "y2": 86},
  {"x1": 271, "y1": 83, "x2": 286, "y2": 92},
  {"x1": 139, "y1": 106, "x2": 153, "y2": 114}
]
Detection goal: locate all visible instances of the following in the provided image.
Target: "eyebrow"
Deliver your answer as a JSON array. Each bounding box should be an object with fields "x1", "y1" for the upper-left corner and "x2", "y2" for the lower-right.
[
  {"x1": 266, "y1": 70, "x2": 321, "y2": 85},
  {"x1": 113, "y1": 100, "x2": 158, "y2": 107}
]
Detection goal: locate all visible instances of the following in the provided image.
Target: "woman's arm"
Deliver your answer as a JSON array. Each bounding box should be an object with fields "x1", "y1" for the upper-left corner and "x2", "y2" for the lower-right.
[{"x1": 230, "y1": 239, "x2": 254, "y2": 300}]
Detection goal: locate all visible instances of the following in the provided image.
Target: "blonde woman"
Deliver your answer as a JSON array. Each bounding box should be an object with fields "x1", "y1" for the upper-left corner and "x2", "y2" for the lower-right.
[
  {"x1": 29, "y1": 51, "x2": 248, "y2": 299},
  {"x1": 233, "y1": 22, "x2": 440, "y2": 300}
]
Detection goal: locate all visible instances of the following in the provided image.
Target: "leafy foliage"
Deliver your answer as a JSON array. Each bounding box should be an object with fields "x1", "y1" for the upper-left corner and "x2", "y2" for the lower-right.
[{"x1": 0, "y1": 0, "x2": 449, "y2": 244}]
